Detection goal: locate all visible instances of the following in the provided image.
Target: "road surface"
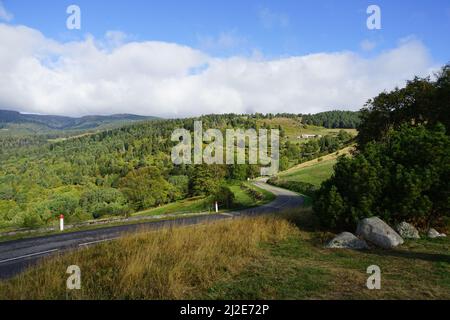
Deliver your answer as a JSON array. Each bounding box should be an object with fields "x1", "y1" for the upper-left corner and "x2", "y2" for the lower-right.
[{"x1": 0, "y1": 181, "x2": 302, "y2": 279}]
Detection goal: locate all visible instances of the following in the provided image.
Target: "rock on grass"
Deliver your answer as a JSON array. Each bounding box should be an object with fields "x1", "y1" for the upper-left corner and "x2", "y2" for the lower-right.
[
  {"x1": 356, "y1": 217, "x2": 404, "y2": 249},
  {"x1": 326, "y1": 232, "x2": 369, "y2": 250}
]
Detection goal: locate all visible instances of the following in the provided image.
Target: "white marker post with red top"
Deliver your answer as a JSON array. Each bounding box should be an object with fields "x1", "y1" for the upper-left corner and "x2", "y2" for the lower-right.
[{"x1": 60, "y1": 214, "x2": 64, "y2": 231}]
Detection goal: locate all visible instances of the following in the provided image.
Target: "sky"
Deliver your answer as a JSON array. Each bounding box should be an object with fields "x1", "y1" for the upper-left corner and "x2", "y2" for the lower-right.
[{"x1": 0, "y1": 0, "x2": 449, "y2": 117}]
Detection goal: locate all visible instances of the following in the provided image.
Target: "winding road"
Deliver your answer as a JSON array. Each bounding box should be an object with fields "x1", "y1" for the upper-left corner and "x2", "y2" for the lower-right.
[{"x1": 0, "y1": 181, "x2": 303, "y2": 279}]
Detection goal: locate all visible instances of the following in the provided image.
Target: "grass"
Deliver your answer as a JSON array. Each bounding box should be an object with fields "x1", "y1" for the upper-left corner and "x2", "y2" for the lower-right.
[
  {"x1": 229, "y1": 182, "x2": 276, "y2": 210},
  {"x1": 205, "y1": 233, "x2": 450, "y2": 300},
  {"x1": 255, "y1": 117, "x2": 357, "y2": 143},
  {"x1": 274, "y1": 146, "x2": 354, "y2": 188},
  {"x1": 0, "y1": 216, "x2": 296, "y2": 299},
  {"x1": 205, "y1": 210, "x2": 450, "y2": 300},
  {"x1": 1, "y1": 208, "x2": 449, "y2": 299},
  {"x1": 280, "y1": 160, "x2": 336, "y2": 187}
]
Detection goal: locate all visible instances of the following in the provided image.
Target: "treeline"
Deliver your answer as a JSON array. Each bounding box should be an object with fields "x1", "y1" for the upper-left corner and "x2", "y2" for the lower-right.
[
  {"x1": 314, "y1": 64, "x2": 450, "y2": 230},
  {"x1": 240, "y1": 111, "x2": 361, "y2": 129},
  {"x1": 302, "y1": 111, "x2": 361, "y2": 128}
]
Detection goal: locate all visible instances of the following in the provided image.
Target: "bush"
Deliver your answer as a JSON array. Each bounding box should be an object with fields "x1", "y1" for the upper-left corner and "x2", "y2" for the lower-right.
[
  {"x1": 168, "y1": 175, "x2": 189, "y2": 200},
  {"x1": 314, "y1": 124, "x2": 450, "y2": 230},
  {"x1": 21, "y1": 211, "x2": 44, "y2": 228},
  {"x1": 240, "y1": 183, "x2": 264, "y2": 201},
  {"x1": 80, "y1": 187, "x2": 129, "y2": 219}
]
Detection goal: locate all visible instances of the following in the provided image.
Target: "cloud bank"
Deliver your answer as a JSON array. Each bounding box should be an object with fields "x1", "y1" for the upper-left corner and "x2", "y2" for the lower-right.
[
  {"x1": 0, "y1": 23, "x2": 437, "y2": 117},
  {"x1": 0, "y1": 1, "x2": 13, "y2": 21}
]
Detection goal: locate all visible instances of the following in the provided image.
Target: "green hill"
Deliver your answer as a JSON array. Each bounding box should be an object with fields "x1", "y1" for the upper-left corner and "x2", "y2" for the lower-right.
[{"x1": 0, "y1": 109, "x2": 159, "y2": 135}]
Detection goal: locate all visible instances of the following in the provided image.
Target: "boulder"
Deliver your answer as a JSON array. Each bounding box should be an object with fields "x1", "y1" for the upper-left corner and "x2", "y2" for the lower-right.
[
  {"x1": 428, "y1": 228, "x2": 447, "y2": 238},
  {"x1": 356, "y1": 217, "x2": 404, "y2": 249},
  {"x1": 325, "y1": 232, "x2": 369, "y2": 250},
  {"x1": 396, "y1": 222, "x2": 420, "y2": 239}
]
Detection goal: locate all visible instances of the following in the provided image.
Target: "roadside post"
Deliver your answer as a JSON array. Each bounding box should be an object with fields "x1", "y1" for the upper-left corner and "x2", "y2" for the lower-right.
[
  {"x1": 215, "y1": 201, "x2": 218, "y2": 213},
  {"x1": 60, "y1": 214, "x2": 64, "y2": 231}
]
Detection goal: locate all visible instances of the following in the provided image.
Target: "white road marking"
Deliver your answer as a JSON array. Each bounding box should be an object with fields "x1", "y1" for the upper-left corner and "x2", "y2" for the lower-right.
[
  {"x1": 78, "y1": 238, "x2": 117, "y2": 247},
  {"x1": 0, "y1": 249, "x2": 59, "y2": 264}
]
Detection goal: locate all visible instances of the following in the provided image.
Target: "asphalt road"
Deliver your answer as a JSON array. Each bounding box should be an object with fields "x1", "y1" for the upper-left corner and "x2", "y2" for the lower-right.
[{"x1": 0, "y1": 181, "x2": 303, "y2": 279}]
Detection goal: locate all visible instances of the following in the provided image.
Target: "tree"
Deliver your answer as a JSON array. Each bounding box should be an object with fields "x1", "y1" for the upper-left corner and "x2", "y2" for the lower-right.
[
  {"x1": 212, "y1": 186, "x2": 235, "y2": 209},
  {"x1": 314, "y1": 124, "x2": 450, "y2": 230},
  {"x1": 80, "y1": 187, "x2": 129, "y2": 219},
  {"x1": 302, "y1": 111, "x2": 361, "y2": 128},
  {"x1": 119, "y1": 166, "x2": 175, "y2": 211},
  {"x1": 228, "y1": 164, "x2": 248, "y2": 181},
  {"x1": 190, "y1": 164, "x2": 225, "y2": 196},
  {"x1": 168, "y1": 175, "x2": 189, "y2": 200},
  {"x1": 357, "y1": 64, "x2": 450, "y2": 147}
]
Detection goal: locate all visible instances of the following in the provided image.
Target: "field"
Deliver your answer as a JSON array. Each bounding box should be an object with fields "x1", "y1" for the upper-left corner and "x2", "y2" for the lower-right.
[
  {"x1": 1, "y1": 209, "x2": 449, "y2": 299},
  {"x1": 276, "y1": 146, "x2": 354, "y2": 187},
  {"x1": 279, "y1": 160, "x2": 336, "y2": 187},
  {"x1": 256, "y1": 117, "x2": 357, "y2": 143}
]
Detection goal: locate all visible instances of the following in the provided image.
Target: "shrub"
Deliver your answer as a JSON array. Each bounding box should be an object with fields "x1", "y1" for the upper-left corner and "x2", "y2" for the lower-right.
[
  {"x1": 314, "y1": 124, "x2": 450, "y2": 230},
  {"x1": 80, "y1": 187, "x2": 129, "y2": 219},
  {"x1": 240, "y1": 183, "x2": 264, "y2": 201}
]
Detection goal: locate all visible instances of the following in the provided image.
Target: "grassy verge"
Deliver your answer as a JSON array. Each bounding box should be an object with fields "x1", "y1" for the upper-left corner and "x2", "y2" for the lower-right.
[
  {"x1": 229, "y1": 182, "x2": 276, "y2": 210},
  {"x1": 0, "y1": 216, "x2": 295, "y2": 299},
  {"x1": 1, "y1": 208, "x2": 449, "y2": 299},
  {"x1": 280, "y1": 159, "x2": 336, "y2": 187}
]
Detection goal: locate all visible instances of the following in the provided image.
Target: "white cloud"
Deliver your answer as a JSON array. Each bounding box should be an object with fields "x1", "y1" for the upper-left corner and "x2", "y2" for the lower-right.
[
  {"x1": 258, "y1": 7, "x2": 289, "y2": 29},
  {"x1": 0, "y1": 23, "x2": 439, "y2": 117},
  {"x1": 0, "y1": 1, "x2": 13, "y2": 21}
]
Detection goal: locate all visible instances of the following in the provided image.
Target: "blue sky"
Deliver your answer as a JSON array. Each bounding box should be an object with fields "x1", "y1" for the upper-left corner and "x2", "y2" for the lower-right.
[
  {"x1": 0, "y1": 0, "x2": 448, "y2": 116},
  {"x1": 4, "y1": 0, "x2": 449, "y2": 62}
]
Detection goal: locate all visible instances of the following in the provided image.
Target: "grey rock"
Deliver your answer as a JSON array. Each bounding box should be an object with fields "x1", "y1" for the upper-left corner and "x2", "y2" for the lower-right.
[
  {"x1": 356, "y1": 217, "x2": 404, "y2": 249},
  {"x1": 325, "y1": 232, "x2": 369, "y2": 250},
  {"x1": 396, "y1": 222, "x2": 420, "y2": 239},
  {"x1": 428, "y1": 228, "x2": 447, "y2": 238}
]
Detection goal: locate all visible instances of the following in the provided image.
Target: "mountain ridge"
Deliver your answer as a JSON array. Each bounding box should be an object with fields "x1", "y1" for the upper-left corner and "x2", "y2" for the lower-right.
[{"x1": 0, "y1": 109, "x2": 160, "y2": 132}]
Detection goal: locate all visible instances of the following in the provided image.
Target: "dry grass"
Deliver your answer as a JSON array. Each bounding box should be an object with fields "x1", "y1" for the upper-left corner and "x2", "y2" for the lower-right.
[
  {"x1": 1, "y1": 208, "x2": 449, "y2": 300},
  {"x1": 281, "y1": 145, "x2": 354, "y2": 175},
  {"x1": 0, "y1": 216, "x2": 298, "y2": 300}
]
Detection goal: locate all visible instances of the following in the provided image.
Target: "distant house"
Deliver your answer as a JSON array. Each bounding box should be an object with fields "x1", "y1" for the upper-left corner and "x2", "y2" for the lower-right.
[{"x1": 298, "y1": 134, "x2": 322, "y2": 139}]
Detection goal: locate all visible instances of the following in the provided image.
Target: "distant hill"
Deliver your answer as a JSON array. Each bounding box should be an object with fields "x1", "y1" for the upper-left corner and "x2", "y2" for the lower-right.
[{"x1": 0, "y1": 109, "x2": 159, "y2": 134}]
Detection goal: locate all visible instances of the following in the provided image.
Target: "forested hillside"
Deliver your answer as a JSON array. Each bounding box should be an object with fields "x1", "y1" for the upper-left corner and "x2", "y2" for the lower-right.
[
  {"x1": 0, "y1": 110, "x2": 159, "y2": 136},
  {"x1": 0, "y1": 113, "x2": 354, "y2": 230}
]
